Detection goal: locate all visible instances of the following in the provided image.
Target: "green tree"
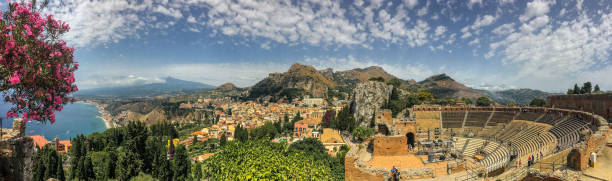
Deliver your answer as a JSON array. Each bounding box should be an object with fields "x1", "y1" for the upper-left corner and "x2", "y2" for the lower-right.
[
  {"x1": 368, "y1": 77, "x2": 385, "y2": 82},
  {"x1": 369, "y1": 112, "x2": 376, "y2": 128},
  {"x1": 116, "y1": 146, "x2": 142, "y2": 181},
  {"x1": 289, "y1": 138, "x2": 326, "y2": 155},
  {"x1": 583, "y1": 82, "x2": 592, "y2": 94},
  {"x1": 461, "y1": 98, "x2": 473, "y2": 105},
  {"x1": 529, "y1": 98, "x2": 546, "y2": 107},
  {"x1": 351, "y1": 126, "x2": 374, "y2": 141},
  {"x1": 249, "y1": 121, "x2": 280, "y2": 140},
  {"x1": 573, "y1": 84, "x2": 581, "y2": 94},
  {"x1": 220, "y1": 133, "x2": 227, "y2": 146},
  {"x1": 171, "y1": 145, "x2": 190, "y2": 181},
  {"x1": 567, "y1": 89, "x2": 574, "y2": 95},
  {"x1": 32, "y1": 145, "x2": 65, "y2": 181},
  {"x1": 594, "y1": 84, "x2": 601, "y2": 93},
  {"x1": 235, "y1": 124, "x2": 249, "y2": 142},
  {"x1": 476, "y1": 97, "x2": 491, "y2": 106},
  {"x1": 387, "y1": 78, "x2": 402, "y2": 87}
]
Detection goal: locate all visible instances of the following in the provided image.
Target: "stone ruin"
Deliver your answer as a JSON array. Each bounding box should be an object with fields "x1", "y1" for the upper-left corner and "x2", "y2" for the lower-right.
[{"x1": 1, "y1": 118, "x2": 34, "y2": 181}]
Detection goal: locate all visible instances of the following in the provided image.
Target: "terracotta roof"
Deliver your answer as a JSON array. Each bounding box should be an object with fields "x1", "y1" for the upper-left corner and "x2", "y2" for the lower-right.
[
  {"x1": 29, "y1": 135, "x2": 48, "y2": 149},
  {"x1": 59, "y1": 140, "x2": 71, "y2": 148},
  {"x1": 296, "y1": 117, "x2": 322, "y2": 125}
]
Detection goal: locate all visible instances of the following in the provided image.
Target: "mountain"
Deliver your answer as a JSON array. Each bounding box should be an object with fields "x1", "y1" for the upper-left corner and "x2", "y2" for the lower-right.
[
  {"x1": 410, "y1": 74, "x2": 487, "y2": 99},
  {"x1": 477, "y1": 88, "x2": 552, "y2": 105},
  {"x1": 76, "y1": 77, "x2": 214, "y2": 98},
  {"x1": 335, "y1": 66, "x2": 398, "y2": 82},
  {"x1": 248, "y1": 63, "x2": 334, "y2": 99},
  {"x1": 248, "y1": 63, "x2": 408, "y2": 100},
  {"x1": 214, "y1": 82, "x2": 239, "y2": 91}
]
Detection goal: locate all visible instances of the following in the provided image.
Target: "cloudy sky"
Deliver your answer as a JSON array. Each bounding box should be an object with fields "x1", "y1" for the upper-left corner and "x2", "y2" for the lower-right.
[{"x1": 5, "y1": 0, "x2": 611, "y2": 92}]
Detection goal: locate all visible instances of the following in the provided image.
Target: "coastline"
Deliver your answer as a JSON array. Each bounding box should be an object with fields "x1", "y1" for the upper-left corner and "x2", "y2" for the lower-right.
[{"x1": 77, "y1": 100, "x2": 115, "y2": 129}]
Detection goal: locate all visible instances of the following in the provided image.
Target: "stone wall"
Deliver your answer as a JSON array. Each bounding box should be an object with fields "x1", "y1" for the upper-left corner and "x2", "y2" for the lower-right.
[
  {"x1": 0, "y1": 137, "x2": 34, "y2": 181},
  {"x1": 372, "y1": 136, "x2": 409, "y2": 156},
  {"x1": 548, "y1": 94, "x2": 612, "y2": 122},
  {"x1": 392, "y1": 121, "x2": 417, "y2": 137},
  {"x1": 344, "y1": 156, "x2": 384, "y2": 181}
]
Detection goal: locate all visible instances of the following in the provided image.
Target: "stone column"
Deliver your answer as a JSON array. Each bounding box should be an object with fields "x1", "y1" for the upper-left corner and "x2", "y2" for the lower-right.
[{"x1": 12, "y1": 118, "x2": 25, "y2": 137}]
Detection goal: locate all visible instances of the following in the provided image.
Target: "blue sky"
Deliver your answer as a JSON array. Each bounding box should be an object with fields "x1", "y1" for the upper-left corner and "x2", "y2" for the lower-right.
[{"x1": 4, "y1": 0, "x2": 610, "y2": 92}]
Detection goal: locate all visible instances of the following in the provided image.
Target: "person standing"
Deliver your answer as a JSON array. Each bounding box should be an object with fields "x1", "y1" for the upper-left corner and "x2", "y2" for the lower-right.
[{"x1": 391, "y1": 166, "x2": 399, "y2": 181}]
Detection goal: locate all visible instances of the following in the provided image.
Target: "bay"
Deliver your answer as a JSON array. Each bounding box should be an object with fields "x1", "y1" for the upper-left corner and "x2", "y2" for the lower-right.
[{"x1": 1, "y1": 102, "x2": 106, "y2": 141}]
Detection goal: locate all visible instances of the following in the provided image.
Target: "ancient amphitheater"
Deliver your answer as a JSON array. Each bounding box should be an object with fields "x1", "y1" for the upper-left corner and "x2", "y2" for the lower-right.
[{"x1": 345, "y1": 106, "x2": 609, "y2": 181}]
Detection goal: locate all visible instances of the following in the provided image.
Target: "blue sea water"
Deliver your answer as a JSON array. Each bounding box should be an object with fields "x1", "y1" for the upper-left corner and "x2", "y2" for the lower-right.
[{"x1": 1, "y1": 102, "x2": 106, "y2": 141}]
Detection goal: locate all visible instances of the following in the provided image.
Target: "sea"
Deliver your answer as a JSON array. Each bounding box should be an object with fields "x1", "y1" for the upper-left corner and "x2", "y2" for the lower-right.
[{"x1": 1, "y1": 102, "x2": 106, "y2": 141}]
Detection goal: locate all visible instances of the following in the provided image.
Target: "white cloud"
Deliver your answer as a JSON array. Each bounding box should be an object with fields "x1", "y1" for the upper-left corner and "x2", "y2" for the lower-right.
[
  {"x1": 187, "y1": 15, "x2": 197, "y2": 23},
  {"x1": 519, "y1": 0, "x2": 555, "y2": 22},
  {"x1": 404, "y1": 0, "x2": 418, "y2": 9},
  {"x1": 487, "y1": 11, "x2": 612, "y2": 91},
  {"x1": 434, "y1": 26, "x2": 447, "y2": 36},
  {"x1": 78, "y1": 75, "x2": 165, "y2": 89},
  {"x1": 417, "y1": 6, "x2": 428, "y2": 16},
  {"x1": 492, "y1": 23, "x2": 515, "y2": 35},
  {"x1": 468, "y1": 0, "x2": 483, "y2": 9},
  {"x1": 303, "y1": 56, "x2": 435, "y2": 81},
  {"x1": 78, "y1": 56, "x2": 439, "y2": 89},
  {"x1": 471, "y1": 15, "x2": 499, "y2": 29},
  {"x1": 153, "y1": 6, "x2": 182, "y2": 19}
]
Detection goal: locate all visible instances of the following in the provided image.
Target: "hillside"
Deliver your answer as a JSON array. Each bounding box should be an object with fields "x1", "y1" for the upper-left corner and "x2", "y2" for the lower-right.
[
  {"x1": 248, "y1": 63, "x2": 406, "y2": 100},
  {"x1": 76, "y1": 77, "x2": 214, "y2": 98},
  {"x1": 214, "y1": 82, "x2": 239, "y2": 91},
  {"x1": 410, "y1": 74, "x2": 487, "y2": 99},
  {"x1": 478, "y1": 89, "x2": 552, "y2": 105}
]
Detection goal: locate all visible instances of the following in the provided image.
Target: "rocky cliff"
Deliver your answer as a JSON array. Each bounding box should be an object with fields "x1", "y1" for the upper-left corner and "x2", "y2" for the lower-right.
[
  {"x1": 249, "y1": 63, "x2": 334, "y2": 99},
  {"x1": 248, "y1": 63, "x2": 404, "y2": 100},
  {"x1": 352, "y1": 81, "x2": 394, "y2": 121}
]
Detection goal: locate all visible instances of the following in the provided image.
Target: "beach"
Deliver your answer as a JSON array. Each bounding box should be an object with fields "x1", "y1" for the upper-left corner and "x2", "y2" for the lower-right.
[{"x1": 79, "y1": 100, "x2": 115, "y2": 129}]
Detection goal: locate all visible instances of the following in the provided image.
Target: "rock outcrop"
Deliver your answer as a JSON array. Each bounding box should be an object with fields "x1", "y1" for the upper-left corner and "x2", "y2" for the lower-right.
[
  {"x1": 248, "y1": 63, "x2": 334, "y2": 99},
  {"x1": 352, "y1": 81, "x2": 393, "y2": 121}
]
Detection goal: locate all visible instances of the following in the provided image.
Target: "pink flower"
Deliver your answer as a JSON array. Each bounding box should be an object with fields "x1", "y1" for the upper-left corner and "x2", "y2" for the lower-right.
[
  {"x1": 8, "y1": 71, "x2": 20, "y2": 84},
  {"x1": 6, "y1": 111, "x2": 18, "y2": 118}
]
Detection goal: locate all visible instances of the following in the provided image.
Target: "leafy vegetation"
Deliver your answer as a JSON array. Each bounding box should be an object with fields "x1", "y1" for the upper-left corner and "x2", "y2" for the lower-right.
[
  {"x1": 368, "y1": 76, "x2": 385, "y2": 82},
  {"x1": 61, "y1": 121, "x2": 190, "y2": 181},
  {"x1": 529, "y1": 98, "x2": 546, "y2": 107},
  {"x1": 202, "y1": 138, "x2": 349, "y2": 180},
  {"x1": 476, "y1": 97, "x2": 491, "y2": 106},
  {"x1": 32, "y1": 146, "x2": 65, "y2": 181},
  {"x1": 351, "y1": 126, "x2": 374, "y2": 141},
  {"x1": 203, "y1": 140, "x2": 331, "y2": 180},
  {"x1": 567, "y1": 82, "x2": 603, "y2": 94}
]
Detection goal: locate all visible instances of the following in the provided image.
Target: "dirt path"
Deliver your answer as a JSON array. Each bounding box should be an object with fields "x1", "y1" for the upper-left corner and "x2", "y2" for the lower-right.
[{"x1": 582, "y1": 136, "x2": 612, "y2": 181}]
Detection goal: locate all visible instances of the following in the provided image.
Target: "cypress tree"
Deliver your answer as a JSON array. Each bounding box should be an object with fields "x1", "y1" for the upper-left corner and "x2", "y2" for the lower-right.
[
  {"x1": 220, "y1": 133, "x2": 227, "y2": 146},
  {"x1": 171, "y1": 145, "x2": 190, "y2": 181},
  {"x1": 369, "y1": 112, "x2": 376, "y2": 128}
]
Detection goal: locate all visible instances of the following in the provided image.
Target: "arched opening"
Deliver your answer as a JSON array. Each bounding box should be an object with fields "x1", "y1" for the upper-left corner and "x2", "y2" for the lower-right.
[
  {"x1": 377, "y1": 124, "x2": 390, "y2": 136},
  {"x1": 406, "y1": 132, "x2": 415, "y2": 147}
]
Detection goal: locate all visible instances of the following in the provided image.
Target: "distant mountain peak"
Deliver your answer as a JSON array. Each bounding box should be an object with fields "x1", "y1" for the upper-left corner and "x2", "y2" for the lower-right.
[
  {"x1": 424, "y1": 73, "x2": 454, "y2": 82},
  {"x1": 288, "y1": 63, "x2": 317, "y2": 72},
  {"x1": 215, "y1": 82, "x2": 238, "y2": 90}
]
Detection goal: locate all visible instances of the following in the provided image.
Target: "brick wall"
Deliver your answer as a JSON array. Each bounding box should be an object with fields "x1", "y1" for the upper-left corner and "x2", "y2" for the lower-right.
[
  {"x1": 548, "y1": 94, "x2": 612, "y2": 122},
  {"x1": 372, "y1": 136, "x2": 409, "y2": 156}
]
